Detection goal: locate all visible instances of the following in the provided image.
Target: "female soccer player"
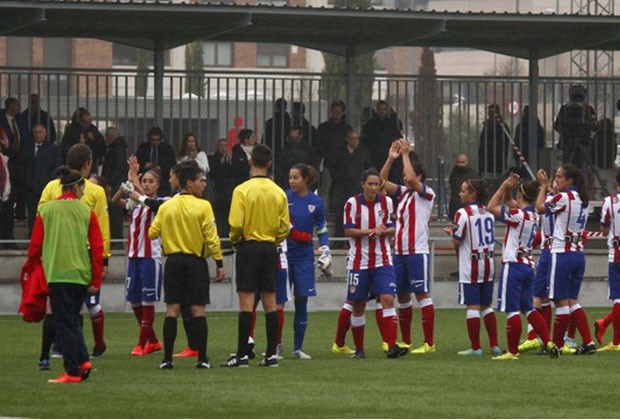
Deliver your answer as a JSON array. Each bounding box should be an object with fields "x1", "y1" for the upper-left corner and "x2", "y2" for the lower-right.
[
  {"x1": 343, "y1": 168, "x2": 401, "y2": 359},
  {"x1": 487, "y1": 173, "x2": 559, "y2": 360},
  {"x1": 535, "y1": 164, "x2": 596, "y2": 354},
  {"x1": 112, "y1": 167, "x2": 164, "y2": 357},
  {"x1": 286, "y1": 163, "x2": 330, "y2": 359},
  {"x1": 380, "y1": 138, "x2": 436, "y2": 354},
  {"x1": 444, "y1": 178, "x2": 500, "y2": 356}
]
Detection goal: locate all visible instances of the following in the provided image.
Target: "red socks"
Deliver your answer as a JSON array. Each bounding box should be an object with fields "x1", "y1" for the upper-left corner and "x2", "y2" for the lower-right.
[
  {"x1": 482, "y1": 308, "x2": 499, "y2": 348},
  {"x1": 604, "y1": 308, "x2": 614, "y2": 328},
  {"x1": 420, "y1": 299, "x2": 435, "y2": 346},
  {"x1": 277, "y1": 308, "x2": 285, "y2": 346},
  {"x1": 570, "y1": 304, "x2": 593, "y2": 345},
  {"x1": 132, "y1": 305, "x2": 143, "y2": 323},
  {"x1": 398, "y1": 301, "x2": 412, "y2": 345},
  {"x1": 566, "y1": 313, "x2": 577, "y2": 340},
  {"x1": 466, "y1": 310, "x2": 481, "y2": 350},
  {"x1": 612, "y1": 302, "x2": 620, "y2": 345},
  {"x1": 526, "y1": 324, "x2": 537, "y2": 341},
  {"x1": 335, "y1": 302, "x2": 352, "y2": 347},
  {"x1": 139, "y1": 305, "x2": 157, "y2": 347},
  {"x1": 506, "y1": 313, "x2": 522, "y2": 354},
  {"x1": 541, "y1": 304, "x2": 552, "y2": 330},
  {"x1": 375, "y1": 303, "x2": 386, "y2": 342},
  {"x1": 553, "y1": 307, "x2": 570, "y2": 348},
  {"x1": 351, "y1": 315, "x2": 365, "y2": 351},
  {"x1": 382, "y1": 308, "x2": 398, "y2": 348},
  {"x1": 90, "y1": 309, "x2": 106, "y2": 349},
  {"x1": 527, "y1": 310, "x2": 551, "y2": 344}
]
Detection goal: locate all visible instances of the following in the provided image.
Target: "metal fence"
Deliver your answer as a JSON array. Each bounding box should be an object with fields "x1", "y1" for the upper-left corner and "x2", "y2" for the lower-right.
[{"x1": 2, "y1": 67, "x2": 620, "y2": 207}]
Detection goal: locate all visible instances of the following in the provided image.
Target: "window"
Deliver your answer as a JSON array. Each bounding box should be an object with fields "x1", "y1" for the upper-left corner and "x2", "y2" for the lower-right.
[
  {"x1": 202, "y1": 42, "x2": 233, "y2": 67},
  {"x1": 113, "y1": 44, "x2": 170, "y2": 66},
  {"x1": 43, "y1": 38, "x2": 72, "y2": 68},
  {"x1": 257, "y1": 44, "x2": 289, "y2": 68}
]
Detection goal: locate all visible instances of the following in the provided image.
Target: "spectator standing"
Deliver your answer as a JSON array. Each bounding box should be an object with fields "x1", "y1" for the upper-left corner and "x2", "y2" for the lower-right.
[
  {"x1": 24, "y1": 124, "x2": 62, "y2": 234},
  {"x1": 275, "y1": 126, "x2": 313, "y2": 189},
  {"x1": 18, "y1": 93, "x2": 57, "y2": 144},
  {"x1": 136, "y1": 127, "x2": 176, "y2": 196},
  {"x1": 61, "y1": 108, "x2": 106, "y2": 171},
  {"x1": 101, "y1": 127, "x2": 128, "y2": 246},
  {"x1": 231, "y1": 129, "x2": 255, "y2": 187},
  {"x1": 177, "y1": 132, "x2": 210, "y2": 174},
  {"x1": 263, "y1": 98, "x2": 291, "y2": 164},
  {"x1": 448, "y1": 153, "x2": 479, "y2": 221},
  {"x1": 292, "y1": 102, "x2": 317, "y2": 146},
  {"x1": 361, "y1": 100, "x2": 403, "y2": 182},
  {"x1": 513, "y1": 105, "x2": 545, "y2": 172},
  {"x1": 478, "y1": 104, "x2": 511, "y2": 185},
  {"x1": 330, "y1": 129, "x2": 373, "y2": 243},
  {"x1": 208, "y1": 138, "x2": 234, "y2": 240}
]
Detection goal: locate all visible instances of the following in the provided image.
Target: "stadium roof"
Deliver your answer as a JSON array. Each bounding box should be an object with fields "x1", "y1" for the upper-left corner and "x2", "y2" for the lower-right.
[{"x1": 2, "y1": 0, "x2": 620, "y2": 59}]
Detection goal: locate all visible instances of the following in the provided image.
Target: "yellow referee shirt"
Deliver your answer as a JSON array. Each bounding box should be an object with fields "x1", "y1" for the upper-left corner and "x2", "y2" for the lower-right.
[
  {"x1": 229, "y1": 176, "x2": 289, "y2": 245},
  {"x1": 38, "y1": 178, "x2": 111, "y2": 259},
  {"x1": 149, "y1": 194, "x2": 223, "y2": 261}
]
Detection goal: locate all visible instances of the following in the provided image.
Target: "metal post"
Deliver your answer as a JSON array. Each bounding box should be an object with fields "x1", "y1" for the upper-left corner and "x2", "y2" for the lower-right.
[
  {"x1": 528, "y1": 51, "x2": 539, "y2": 172},
  {"x1": 154, "y1": 42, "x2": 165, "y2": 129},
  {"x1": 345, "y1": 46, "x2": 359, "y2": 129},
  {"x1": 437, "y1": 155, "x2": 445, "y2": 220}
]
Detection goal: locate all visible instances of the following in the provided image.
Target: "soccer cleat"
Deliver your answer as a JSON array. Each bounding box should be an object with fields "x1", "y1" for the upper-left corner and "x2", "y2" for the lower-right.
[
  {"x1": 597, "y1": 342, "x2": 620, "y2": 352},
  {"x1": 275, "y1": 343, "x2": 284, "y2": 360},
  {"x1": 518, "y1": 339, "x2": 541, "y2": 353},
  {"x1": 457, "y1": 348, "x2": 483, "y2": 356},
  {"x1": 143, "y1": 341, "x2": 162, "y2": 355},
  {"x1": 48, "y1": 372, "x2": 82, "y2": 384},
  {"x1": 350, "y1": 350, "x2": 366, "y2": 359},
  {"x1": 575, "y1": 343, "x2": 597, "y2": 355},
  {"x1": 51, "y1": 351, "x2": 63, "y2": 359},
  {"x1": 546, "y1": 342, "x2": 560, "y2": 359},
  {"x1": 560, "y1": 345, "x2": 576, "y2": 355},
  {"x1": 38, "y1": 359, "x2": 50, "y2": 371},
  {"x1": 247, "y1": 342, "x2": 256, "y2": 360},
  {"x1": 411, "y1": 343, "x2": 436, "y2": 354},
  {"x1": 173, "y1": 347, "x2": 198, "y2": 358},
  {"x1": 387, "y1": 345, "x2": 403, "y2": 359},
  {"x1": 80, "y1": 361, "x2": 92, "y2": 380},
  {"x1": 397, "y1": 342, "x2": 411, "y2": 350},
  {"x1": 293, "y1": 349, "x2": 312, "y2": 360},
  {"x1": 564, "y1": 337, "x2": 577, "y2": 349},
  {"x1": 222, "y1": 355, "x2": 249, "y2": 368},
  {"x1": 491, "y1": 346, "x2": 502, "y2": 356},
  {"x1": 259, "y1": 355, "x2": 279, "y2": 367},
  {"x1": 159, "y1": 360, "x2": 174, "y2": 369},
  {"x1": 131, "y1": 345, "x2": 144, "y2": 356},
  {"x1": 196, "y1": 359, "x2": 211, "y2": 369},
  {"x1": 91, "y1": 346, "x2": 107, "y2": 358},
  {"x1": 381, "y1": 342, "x2": 389, "y2": 353},
  {"x1": 594, "y1": 319, "x2": 607, "y2": 345},
  {"x1": 332, "y1": 343, "x2": 355, "y2": 355},
  {"x1": 492, "y1": 352, "x2": 519, "y2": 360}
]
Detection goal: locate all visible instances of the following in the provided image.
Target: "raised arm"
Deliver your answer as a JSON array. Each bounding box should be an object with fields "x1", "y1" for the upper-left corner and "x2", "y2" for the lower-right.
[
  {"x1": 535, "y1": 169, "x2": 550, "y2": 214},
  {"x1": 379, "y1": 141, "x2": 401, "y2": 196},
  {"x1": 399, "y1": 138, "x2": 424, "y2": 194}
]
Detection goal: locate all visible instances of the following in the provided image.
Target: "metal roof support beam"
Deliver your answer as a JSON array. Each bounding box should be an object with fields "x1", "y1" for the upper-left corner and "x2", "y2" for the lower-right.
[
  {"x1": 345, "y1": 46, "x2": 358, "y2": 129},
  {"x1": 0, "y1": 8, "x2": 45, "y2": 36},
  {"x1": 527, "y1": 50, "x2": 539, "y2": 174},
  {"x1": 154, "y1": 41, "x2": 165, "y2": 129}
]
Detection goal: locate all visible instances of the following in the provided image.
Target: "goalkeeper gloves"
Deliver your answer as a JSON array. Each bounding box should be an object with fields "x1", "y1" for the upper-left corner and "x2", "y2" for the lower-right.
[{"x1": 317, "y1": 245, "x2": 332, "y2": 277}]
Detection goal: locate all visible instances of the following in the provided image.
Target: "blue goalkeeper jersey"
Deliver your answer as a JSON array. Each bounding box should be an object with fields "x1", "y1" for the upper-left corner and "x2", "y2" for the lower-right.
[{"x1": 286, "y1": 189, "x2": 329, "y2": 261}]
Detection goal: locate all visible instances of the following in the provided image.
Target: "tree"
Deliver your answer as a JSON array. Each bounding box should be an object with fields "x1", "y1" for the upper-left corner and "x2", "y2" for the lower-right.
[
  {"x1": 409, "y1": 47, "x2": 444, "y2": 176},
  {"x1": 320, "y1": 0, "x2": 375, "y2": 127},
  {"x1": 185, "y1": 42, "x2": 205, "y2": 97}
]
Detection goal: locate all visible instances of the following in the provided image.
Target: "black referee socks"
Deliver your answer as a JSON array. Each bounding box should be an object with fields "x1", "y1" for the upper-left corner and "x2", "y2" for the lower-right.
[
  {"x1": 265, "y1": 311, "x2": 278, "y2": 358},
  {"x1": 236, "y1": 311, "x2": 253, "y2": 358},
  {"x1": 163, "y1": 316, "x2": 178, "y2": 361}
]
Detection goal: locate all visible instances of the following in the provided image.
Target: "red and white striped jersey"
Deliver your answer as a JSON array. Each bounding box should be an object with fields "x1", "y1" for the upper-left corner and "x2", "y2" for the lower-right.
[
  {"x1": 343, "y1": 193, "x2": 394, "y2": 270},
  {"x1": 452, "y1": 203, "x2": 495, "y2": 284},
  {"x1": 545, "y1": 188, "x2": 586, "y2": 253},
  {"x1": 501, "y1": 206, "x2": 539, "y2": 267},
  {"x1": 128, "y1": 203, "x2": 162, "y2": 259},
  {"x1": 540, "y1": 193, "x2": 555, "y2": 251},
  {"x1": 394, "y1": 184, "x2": 435, "y2": 255},
  {"x1": 278, "y1": 240, "x2": 288, "y2": 270},
  {"x1": 600, "y1": 193, "x2": 620, "y2": 263}
]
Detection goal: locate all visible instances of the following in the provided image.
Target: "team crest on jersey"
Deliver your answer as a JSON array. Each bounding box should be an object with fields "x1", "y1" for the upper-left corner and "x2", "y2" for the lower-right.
[
  {"x1": 378, "y1": 209, "x2": 385, "y2": 218},
  {"x1": 349, "y1": 285, "x2": 356, "y2": 294},
  {"x1": 308, "y1": 204, "x2": 316, "y2": 213}
]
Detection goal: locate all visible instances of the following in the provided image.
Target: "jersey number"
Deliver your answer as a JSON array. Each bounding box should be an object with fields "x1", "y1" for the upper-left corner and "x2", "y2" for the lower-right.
[
  {"x1": 576, "y1": 207, "x2": 586, "y2": 229},
  {"x1": 526, "y1": 223, "x2": 538, "y2": 248},
  {"x1": 348, "y1": 273, "x2": 360, "y2": 286},
  {"x1": 475, "y1": 218, "x2": 494, "y2": 246}
]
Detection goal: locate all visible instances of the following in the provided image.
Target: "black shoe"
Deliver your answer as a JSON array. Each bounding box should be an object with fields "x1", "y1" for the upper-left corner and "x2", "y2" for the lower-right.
[
  {"x1": 387, "y1": 345, "x2": 402, "y2": 359},
  {"x1": 351, "y1": 350, "x2": 365, "y2": 359},
  {"x1": 222, "y1": 355, "x2": 249, "y2": 368},
  {"x1": 38, "y1": 359, "x2": 50, "y2": 371},
  {"x1": 247, "y1": 342, "x2": 256, "y2": 360},
  {"x1": 159, "y1": 360, "x2": 174, "y2": 369},
  {"x1": 259, "y1": 354, "x2": 279, "y2": 367},
  {"x1": 546, "y1": 343, "x2": 560, "y2": 359},
  {"x1": 91, "y1": 346, "x2": 107, "y2": 358},
  {"x1": 196, "y1": 359, "x2": 211, "y2": 369},
  {"x1": 575, "y1": 343, "x2": 597, "y2": 355}
]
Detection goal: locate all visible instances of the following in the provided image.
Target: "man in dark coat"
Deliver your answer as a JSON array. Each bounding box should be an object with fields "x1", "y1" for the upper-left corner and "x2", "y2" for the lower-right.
[
  {"x1": 275, "y1": 126, "x2": 313, "y2": 190},
  {"x1": 448, "y1": 153, "x2": 479, "y2": 221},
  {"x1": 478, "y1": 104, "x2": 511, "y2": 187},
  {"x1": 135, "y1": 126, "x2": 176, "y2": 196},
  {"x1": 101, "y1": 126, "x2": 127, "y2": 244},
  {"x1": 61, "y1": 108, "x2": 106, "y2": 172},
  {"x1": 361, "y1": 100, "x2": 403, "y2": 182},
  {"x1": 18, "y1": 93, "x2": 57, "y2": 144},
  {"x1": 262, "y1": 98, "x2": 291, "y2": 164},
  {"x1": 208, "y1": 138, "x2": 235, "y2": 240}
]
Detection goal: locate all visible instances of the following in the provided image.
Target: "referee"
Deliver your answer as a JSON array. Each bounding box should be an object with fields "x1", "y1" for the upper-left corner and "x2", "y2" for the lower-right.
[
  {"x1": 149, "y1": 164, "x2": 225, "y2": 369},
  {"x1": 225, "y1": 144, "x2": 289, "y2": 368}
]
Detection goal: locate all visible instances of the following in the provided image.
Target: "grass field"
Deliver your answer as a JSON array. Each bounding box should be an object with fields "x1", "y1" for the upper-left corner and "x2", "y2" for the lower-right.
[{"x1": 0, "y1": 308, "x2": 618, "y2": 418}]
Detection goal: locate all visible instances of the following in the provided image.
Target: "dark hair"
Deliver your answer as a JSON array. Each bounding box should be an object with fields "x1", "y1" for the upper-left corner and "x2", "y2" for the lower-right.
[
  {"x1": 251, "y1": 144, "x2": 272, "y2": 169},
  {"x1": 67, "y1": 143, "x2": 92, "y2": 171},
  {"x1": 519, "y1": 180, "x2": 539, "y2": 204},
  {"x1": 177, "y1": 132, "x2": 200, "y2": 159},
  {"x1": 59, "y1": 168, "x2": 85, "y2": 192},
  {"x1": 376, "y1": 100, "x2": 389, "y2": 108},
  {"x1": 330, "y1": 100, "x2": 346, "y2": 112},
  {"x1": 290, "y1": 163, "x2": 317, "y2": 186},
  {"x1": 238, "y1": 129, "x2": 254, "y2": 143},
  {"x1": 4, "y1": 97, "x2": 18, "y2": 108},
  {"x1": 178, "y1": 164, "x2": 204, "y2": 189},
  {"x1": 275, "y1": 98, "x2": 287, "y2": 112},
  {"x1": 560, "y1": 163, "x2": 589, "y2": 207},
  {"x1": 171, "y1": 160, "x2": 197, "y2": 177},
  {"x1": 293, "y1": 102, "x2": 305, "y2": 114},
  {"x1": 148, "y1": 126, "x2": 164, "y2": 139},
  {"x1": 411, "y1": 160, "x2": 426, "y2": 183},
  {"x1": 361, "y1": 168, "x2": 381, "y2": 183},
  {"x1": 70, "y1": 107, "x2": 90, "y2": 125},
  {"x1": 464, "y1": 178, "x2": 490, "y2": 205}
]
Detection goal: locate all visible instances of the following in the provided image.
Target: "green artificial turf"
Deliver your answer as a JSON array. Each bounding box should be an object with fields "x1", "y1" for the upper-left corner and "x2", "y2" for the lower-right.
[{"x1": 0, "y1": 308, "x2": 618, "y2": 418}]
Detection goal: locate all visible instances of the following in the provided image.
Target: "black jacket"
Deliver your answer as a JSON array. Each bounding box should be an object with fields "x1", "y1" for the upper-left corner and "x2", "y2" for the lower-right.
[
  {"x1": 18, "y1": 107, "x2": 57, "y2": 144},
  {"x1": 315, "y1": 118, "x2": 352, "y2": 171},
  {"x1": 61, "y1": 122, "x2": 106, "y2": 164},
  {"x1": 361, "y1": 114, "x2": 402, "y2": 169},
  {"x1": 275, "y1": 141, "x2": 313, "y2": 189},
  {"x1": 331, "y1": 143, "x2": 373, "y2": 187},
  {"x1": 136, "y1": 141, "x2": 176, "y2": 196},
  {"x1": 231, "y1": 143, "x2": 251, "y2": 187},
  {"x1": 478, "y1": 119, "x2": 510, "y2": 174},
  {"x1": 102, "y1": 136, "x2": 128, "y2": 190},
  {"x1": 24, "y1": 140, "x2": 62, "y2": 194}
]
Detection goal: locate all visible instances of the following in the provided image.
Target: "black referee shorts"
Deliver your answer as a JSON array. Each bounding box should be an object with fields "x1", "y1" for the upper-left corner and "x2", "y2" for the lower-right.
[
  {"x1": 235, "y1": 241, "x2": 277, "y2": 293},
  {"x1": 164, "y1": 253, "x2": 210, "y2": 305}
]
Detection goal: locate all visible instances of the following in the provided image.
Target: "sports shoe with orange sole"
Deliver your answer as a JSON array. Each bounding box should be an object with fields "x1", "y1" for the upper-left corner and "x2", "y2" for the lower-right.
[
  {"x1": 173, "y1": 346, "x2": 198, "y2": 358},
  {"x1": 144, "y1": 342, "x2": 162, "y2": 355},
  {"x1": 48, "y1": 372, "x2": 82, "y2": 384},
  {"x1": 594, "y1": 319, "x2": 607, "y2": 345},
  {"x1": 80, "y1": 361, "x2": 92, "y2": 380},
  {"x1": 131, "y1": 345, "x2": 144, "y2": 356}
]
